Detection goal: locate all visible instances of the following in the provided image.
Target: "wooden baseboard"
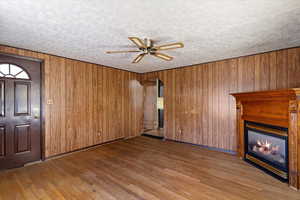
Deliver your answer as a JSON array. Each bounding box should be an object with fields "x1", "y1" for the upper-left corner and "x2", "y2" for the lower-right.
[
  {"x1": 45, "y1": 137, "x2": 128, "y2": 161},
  {"x1": 164, "y1": 138, "x2": 236, "y2": 155}
]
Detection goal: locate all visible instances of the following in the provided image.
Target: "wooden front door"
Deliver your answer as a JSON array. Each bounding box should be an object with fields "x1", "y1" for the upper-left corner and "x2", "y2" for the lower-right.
[{"x1": 0, "y1": 54, "x2": 41, "y2": 170}]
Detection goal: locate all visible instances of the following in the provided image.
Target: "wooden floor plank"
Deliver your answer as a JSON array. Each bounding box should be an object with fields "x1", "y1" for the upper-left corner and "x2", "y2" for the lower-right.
[{"x1": 0, "y1": 136, "x2": 299, "y2": 200}]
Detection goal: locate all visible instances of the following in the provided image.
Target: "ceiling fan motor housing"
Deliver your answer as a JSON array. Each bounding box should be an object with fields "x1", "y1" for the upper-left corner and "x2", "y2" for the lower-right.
[
  {"x1": 144, "y1": 38, "x2": 153, "y2": 48},
  {"x1": 143, "y1": 38, "x2": 156, "y2": 54}
]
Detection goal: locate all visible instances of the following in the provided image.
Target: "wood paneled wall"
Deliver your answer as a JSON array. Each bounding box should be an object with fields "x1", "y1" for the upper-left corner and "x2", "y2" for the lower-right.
[
  {"x1": 0, "y1": 45, "x2": 143, "y2": 158},
  {"x1": 141, "y1": 47, "x2": 300, "y2": 152},
  {"x1": 2, "y1": 45, "x2": 300, "y2": 155}
]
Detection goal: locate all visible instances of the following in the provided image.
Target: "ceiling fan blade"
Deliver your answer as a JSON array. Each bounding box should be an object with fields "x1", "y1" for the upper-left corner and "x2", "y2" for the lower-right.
[
  {"x1": 152, "y1": 52, "x2": 173, "y2": 61},
  {"x1": 106, "y1": 50, "x2": 141, "y2": 54},
  {"x1": 154, "y1": 42, "x2": 184, "y2": 51},
  {"x1": 132, "y1": 53, "x2": 146, "y2": 63},
  {"x1": 128, "y1": 37, "x2": 146, "y2": 49}
]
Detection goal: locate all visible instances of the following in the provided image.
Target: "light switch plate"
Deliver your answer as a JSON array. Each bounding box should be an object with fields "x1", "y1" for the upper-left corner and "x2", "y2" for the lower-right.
[{"x1": 47, "y1": 99, "x2": 53, "y2": 105}]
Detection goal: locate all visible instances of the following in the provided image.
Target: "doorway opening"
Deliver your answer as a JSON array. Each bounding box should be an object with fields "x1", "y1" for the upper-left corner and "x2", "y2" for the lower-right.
[{"x1": 142, "y1": 79, "x2": 164, "y2": 139}]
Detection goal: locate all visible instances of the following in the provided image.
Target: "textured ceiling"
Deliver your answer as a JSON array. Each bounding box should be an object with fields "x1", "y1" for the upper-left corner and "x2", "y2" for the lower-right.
[{"x1": 1, "y1": 0, "x2": 300, "y2": 73}]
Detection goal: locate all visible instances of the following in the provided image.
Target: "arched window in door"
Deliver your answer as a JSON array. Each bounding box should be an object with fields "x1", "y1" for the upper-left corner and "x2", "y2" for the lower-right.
[{"x1": 0, "y1": 63, "x2": 30, "y2": 79}]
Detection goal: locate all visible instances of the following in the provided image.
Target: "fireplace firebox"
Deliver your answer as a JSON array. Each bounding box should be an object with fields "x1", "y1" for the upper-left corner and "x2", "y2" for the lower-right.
[{"x1": 244, "y1": 121, "x2": 288, "y2": 181}]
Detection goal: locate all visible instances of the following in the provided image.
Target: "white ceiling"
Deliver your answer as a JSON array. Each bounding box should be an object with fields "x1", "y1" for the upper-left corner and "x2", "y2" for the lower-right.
[{"x1": 1, "y1": 0, "x2": 300, "y2": 73}]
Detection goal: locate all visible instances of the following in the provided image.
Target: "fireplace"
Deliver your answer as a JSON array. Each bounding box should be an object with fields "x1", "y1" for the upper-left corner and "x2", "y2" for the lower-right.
[
  {"x1": 232, "y1": 89, "x2": 300, "y2": 189},
  {"x1": 244, "y1": 121, "x2": 288, "y2": 181}
]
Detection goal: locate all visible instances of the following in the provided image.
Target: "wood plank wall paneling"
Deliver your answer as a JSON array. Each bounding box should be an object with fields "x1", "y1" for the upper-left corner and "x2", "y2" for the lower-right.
[
  {"x1": 1, "y1": 45, "x2": 300, "y2": 155},
  {"x1": 141, "y1": 47, "x2": 300, "y2": 152},
  {"x1": 0, "y1": 45, "x2": 143, "y2": 158}
]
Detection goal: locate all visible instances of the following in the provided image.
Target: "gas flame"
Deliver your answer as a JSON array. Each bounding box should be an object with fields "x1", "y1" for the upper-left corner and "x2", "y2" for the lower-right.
[{"x1": 253, "y1": 140, "x2": 279, "y2": 155}]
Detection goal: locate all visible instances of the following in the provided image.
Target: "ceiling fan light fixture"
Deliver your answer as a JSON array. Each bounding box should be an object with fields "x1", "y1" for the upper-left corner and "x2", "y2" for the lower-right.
[{"x1": 106, "y1": 37, "x2": 183, "y2": 63}]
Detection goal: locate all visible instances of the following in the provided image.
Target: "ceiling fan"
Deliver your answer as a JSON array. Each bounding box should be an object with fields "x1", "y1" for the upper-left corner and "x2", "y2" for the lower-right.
[{"x1": 106, "y1": 37, "x2": 184, "y2": 63}]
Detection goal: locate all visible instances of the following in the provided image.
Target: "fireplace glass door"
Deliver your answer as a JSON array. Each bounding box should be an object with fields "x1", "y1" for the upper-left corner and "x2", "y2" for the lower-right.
[
  {"x1": 247, "y1": 129, "x2": 287, "y2": 169},
  {"x1": 244, "y1": 121, "x2": 288, "y2": 181}
]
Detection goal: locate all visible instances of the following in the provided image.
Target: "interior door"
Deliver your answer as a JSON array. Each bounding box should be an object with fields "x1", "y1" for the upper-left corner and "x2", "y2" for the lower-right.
[
  {"x1": 0, "y1": 54, "x2": 41, "y2": 170},
  {"x1": 142, "y1": 80, "x2": 158, "y2": 131}
]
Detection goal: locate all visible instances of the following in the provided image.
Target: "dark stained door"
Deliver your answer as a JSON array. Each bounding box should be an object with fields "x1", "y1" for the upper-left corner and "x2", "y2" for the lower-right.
[{"x1": 0, "y1": 54, "x2": 41, "y2": 170}]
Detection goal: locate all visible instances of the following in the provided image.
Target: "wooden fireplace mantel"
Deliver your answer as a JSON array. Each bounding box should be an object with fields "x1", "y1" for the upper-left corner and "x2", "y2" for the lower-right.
[{"x1": 231, "y1": 88, "x2": 300, "y2": 190}]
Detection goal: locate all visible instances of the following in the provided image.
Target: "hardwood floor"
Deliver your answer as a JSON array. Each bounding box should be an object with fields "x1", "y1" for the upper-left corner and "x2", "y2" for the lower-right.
[{"x1": 0, "y1": 136, "x2": 299, "y2": 200}]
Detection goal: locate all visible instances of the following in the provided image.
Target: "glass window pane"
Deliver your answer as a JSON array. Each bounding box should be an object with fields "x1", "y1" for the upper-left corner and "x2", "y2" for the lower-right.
[
  {"x1": 15, "y1": 83, "x2": 29, "y2": 114},
  {"x1": 16, "y1": 71, "x2": 29, "y2": 79},
  {"x1": 0, "y1": 64, "x2": 30, "y2": 79},
  {"x1": 10, "y1": 65, "x2": 23, "y2": 75},
  {"x1": 0, "y1": 64, "x2": 9, "y2": 75},
  {"x1": 0, "y1": 81, "x2": 4, "y2": 116}
]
